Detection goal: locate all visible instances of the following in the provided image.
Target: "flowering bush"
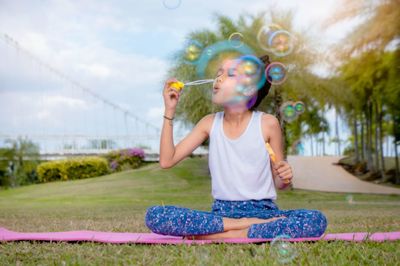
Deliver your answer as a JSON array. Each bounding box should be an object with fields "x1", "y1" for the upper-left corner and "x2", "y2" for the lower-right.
[{"x1": 104, "y1": 148, "x2": 145, "y2": 172}]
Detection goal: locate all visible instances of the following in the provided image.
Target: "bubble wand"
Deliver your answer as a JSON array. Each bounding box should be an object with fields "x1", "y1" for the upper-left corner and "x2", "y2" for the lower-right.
[
  {"x1": 265, "y1": 142, "x2": 291, "y2": 185},
  {"x1": 169, "y1": 79, "x2": 215, "y2": 92}
]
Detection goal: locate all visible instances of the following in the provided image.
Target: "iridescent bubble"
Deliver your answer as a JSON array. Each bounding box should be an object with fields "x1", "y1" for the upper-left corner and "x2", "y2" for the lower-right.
[
  {"x1": 265, "y1": 62, "x2": 287, "y2": 85},
  {"x1": 229, "y1": 32, "x2": 244, "y2": 48},
  {"x1": 257, "y1": 24, "x2": 295, "y2": 57},
  {"x1": 268, "y1": 30, "x2": 295, "y2": 57},
  {"x1": 270, "y1": 235, "x2": 297, "y2": 264},
  {"x1": 294, "y1": 101, "x2": 305, "y2": 114},
  {"x1": 196, "y1": 40, "x2": 254, "y2": 78},
  {"x1": 183, "y1": 40, "x2": 203, "y2": 65},
  {"x1": 163, "y1": 0, "x2": 181, "y2": 9},
  {"x1": 257, "y1": 24, "x2": 283, "y2": 51},
  {"x1": 218, "y1": 55, "x2": 266, "y2": 109},
  {"x1": 280, "y1": 102, "x2": 297, "y2": 123},
  {"x1": 235, "y1": 55, "x2": 266, "y2": 90}
]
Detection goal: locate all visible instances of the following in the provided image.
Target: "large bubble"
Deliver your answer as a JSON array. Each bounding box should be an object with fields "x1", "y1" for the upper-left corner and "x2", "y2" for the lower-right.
[
  {"x1": 265, "y1": 62, "x2": 288, "y2": 85},
  {"x1": 270, "y1": 235, "x2": 297, "y2": 264},
  {"x1": 257, "y1": 24, "x2": 295, "y2": 57},
  {"x1": 195, "y1": 40, "x2": 254, "y2": 78},
  {"x1": 234, "y1": 55, "x2": 266, "y2": 91},
  {"x1": 220, "y1": 55, "x2": 266, "y2": 108}
]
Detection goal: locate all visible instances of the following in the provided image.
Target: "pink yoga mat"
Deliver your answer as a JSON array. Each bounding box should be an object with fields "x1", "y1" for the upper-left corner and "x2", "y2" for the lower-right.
[{"x1": 0, "y1": 227, "x2": 399, "y2": 244}]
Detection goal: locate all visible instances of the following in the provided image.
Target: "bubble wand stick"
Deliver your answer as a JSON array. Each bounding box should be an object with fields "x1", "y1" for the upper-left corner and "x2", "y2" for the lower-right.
[
  {"x1": 169, "y1": 79, "x2": 215, "y2": 92},
  {"x1": 265, "y1": 142, "x2": 291, "y2": 185}
]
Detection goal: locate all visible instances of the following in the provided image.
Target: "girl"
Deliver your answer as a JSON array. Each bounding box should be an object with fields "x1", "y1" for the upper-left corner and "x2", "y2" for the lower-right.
[{"x1": 145, "y1": 55, "x2": 327, "y2": 239}]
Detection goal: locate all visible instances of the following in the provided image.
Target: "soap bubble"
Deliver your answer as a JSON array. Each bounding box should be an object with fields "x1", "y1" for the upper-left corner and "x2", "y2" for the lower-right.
[
  {"x1": 229, "y1": 32, "x2": 244, "y2": 48},
  {"x1": 163, "y1": 0, "x2": 181, "y2": 9},
  {"x1": 280, "y1": 102, "x2": 297, "y2": 123},
  {"x1": 196, "y1": 40, "x2": 254, "y2": 78},
  {"x1": 257, "y1": 24, "x2": 295, "y2": 57},
  {"x1": 234, "y1": 55, "x2": 266, "y2": 90},
  {"x1": 257, "y1": 24, "x2": 283, "y2": 51},
  {"x1": 183, "y1": 40, "x2": 203, "y2": 65},
  {"x1": 266, "y1": 62, "x2": 287, "y2": 85},
  {"x1": 294, "y1": 101, "x2": 305, "y2": 114},
  {"x1": 270, "y1": 235, "x2": 297, "y2": 264},
  {"x1": 280, "y1": 101, "x2": 306, "y2": 123},
  {"x1": 268, "y1": 30, "x2": 295, "y2": 57},
  {"x1": 221, "y1": 55, "x2": 266, "y2": 107}
]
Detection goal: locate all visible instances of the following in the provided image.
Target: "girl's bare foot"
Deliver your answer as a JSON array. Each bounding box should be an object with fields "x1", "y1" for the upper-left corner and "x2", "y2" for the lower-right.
[
  {"x1": 244, "y1": 216, "x2": 286, "y2": 226},
  {"x1": 184, "y1": 228, "x2": 249, "y2": 240},
  {"x1": 223, "y1": 216, "x2": 286, "y2": 231},
  {"x1": 182, "y1": 216, "x2": 286, "y2": 240}
]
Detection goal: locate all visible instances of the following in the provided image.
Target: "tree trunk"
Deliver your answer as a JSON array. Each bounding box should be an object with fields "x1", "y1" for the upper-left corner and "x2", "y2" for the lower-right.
[
  {"x1": 377, "y1": 103, "x2": 386, "y2": 180},
  {"x1": 310, "y1": 135, "x2": 314, "y2": 156},
  {"x1": 374, "y1": 102, "x2": 380, "y2": 174},
  {"x1": 366, "y1": 100, "x2": 375, "y2": 172},
  {"x1": 353, "y1": 115, "x2": 359, "y2": 164},
  {"x1": 361, "y1": 116, "x2": 365, "y2": 161},
  {"x1": 335, "y1": 110, "x2": 340, "y2": 155},
  {"x1": 273, "y1": 88, "x2": 287, "y2": 158},
  {"x1": 395, "y1": 142, "x2": 400, "y2": 184},
  {"x1": 322, "y1": 131, "x2": 326, "y2": 156}
]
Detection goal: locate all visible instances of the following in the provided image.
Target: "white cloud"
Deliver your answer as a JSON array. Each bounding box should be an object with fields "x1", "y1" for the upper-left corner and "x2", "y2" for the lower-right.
[
  {"x1": 147, "y1": 106, "x2": 164, "y2": 119},
  {"x1": 77, "y1": 63, "x2": 112, "y2": 79},
  {"x1": 0, "y1": 0, "x2": 355, "y2": 152}
]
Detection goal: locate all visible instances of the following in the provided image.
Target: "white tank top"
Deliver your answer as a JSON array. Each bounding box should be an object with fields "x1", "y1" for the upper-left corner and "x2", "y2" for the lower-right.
[{"x1": 208, "y1": 110, "x2": 277, "y2": 201}]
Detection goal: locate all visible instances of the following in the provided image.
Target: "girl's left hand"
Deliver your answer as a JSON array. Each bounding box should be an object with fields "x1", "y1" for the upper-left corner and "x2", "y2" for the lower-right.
[{"x1": 273, "y1": 161, "x2": 293, "y2": 185}]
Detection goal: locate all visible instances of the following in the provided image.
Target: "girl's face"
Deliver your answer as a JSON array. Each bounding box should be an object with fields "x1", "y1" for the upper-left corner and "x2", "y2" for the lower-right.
[
  {"x1": 212, "y1": 59, "x2": 242, "y2": 106},
  {"x1": 212, "y1": 59, "x2": 258, "y2": 107}
]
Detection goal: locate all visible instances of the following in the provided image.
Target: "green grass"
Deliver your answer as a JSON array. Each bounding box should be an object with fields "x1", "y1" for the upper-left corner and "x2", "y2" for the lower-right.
[{"x1": 0, "y1": 157, "x2": 399, "y2": 265}]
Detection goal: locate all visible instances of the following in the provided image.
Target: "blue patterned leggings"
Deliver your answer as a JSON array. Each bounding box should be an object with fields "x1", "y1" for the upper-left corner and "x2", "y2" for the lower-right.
[{"x1": 145, "y1": 199, "x2": 327, "y2": 238}]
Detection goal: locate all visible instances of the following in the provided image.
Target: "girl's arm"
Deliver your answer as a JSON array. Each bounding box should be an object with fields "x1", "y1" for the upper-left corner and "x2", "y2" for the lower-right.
[
  {"x1": 263, "y1": 114, "x2": 293, "y2": 190},
  {"x1": 159, "y1": 78, "x2": 212, "y2": 169}
]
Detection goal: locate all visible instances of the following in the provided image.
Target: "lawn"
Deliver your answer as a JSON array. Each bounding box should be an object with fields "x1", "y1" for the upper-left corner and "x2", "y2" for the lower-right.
[{"x1": 0, "y1": 157, "x2": 399, "y2": 265}]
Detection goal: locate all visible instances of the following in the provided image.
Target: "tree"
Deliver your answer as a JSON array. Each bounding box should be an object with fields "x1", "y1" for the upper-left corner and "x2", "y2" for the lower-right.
[
  {"x1": 167, "y1": 11, "x2": 328, "y2": 155},
  {"x1": 1, "y1": 137, "x2": 41, "y2": 188}
]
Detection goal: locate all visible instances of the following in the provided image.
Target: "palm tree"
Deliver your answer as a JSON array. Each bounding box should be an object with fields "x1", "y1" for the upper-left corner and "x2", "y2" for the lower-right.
[
  {"x1": 167, "y1": 11, "x2": 329, "y2": 156},
  {"x1": 323, "y1": 0, "x2": 400, "y2": 181}
]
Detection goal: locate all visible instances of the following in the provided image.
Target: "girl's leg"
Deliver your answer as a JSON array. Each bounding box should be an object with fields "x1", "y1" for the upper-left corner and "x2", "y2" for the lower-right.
[
  {"x1": 189, "y1": 216, "x2": 285, "y2": 240},
  {"x1": 247, "y1": 209, "x2": 328, "y2": 239},
  {"x1": 145, "y1": 205, "x2": 277, "y2": 237},
  {"x1": 145, "y1": 205, "x2": 223, "y2": 236}
]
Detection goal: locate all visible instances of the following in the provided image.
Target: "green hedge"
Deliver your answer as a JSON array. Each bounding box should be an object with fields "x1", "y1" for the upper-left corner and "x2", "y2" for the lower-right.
[{"x1": 37, "y1": 156, "x2": 110, "y2": 183}]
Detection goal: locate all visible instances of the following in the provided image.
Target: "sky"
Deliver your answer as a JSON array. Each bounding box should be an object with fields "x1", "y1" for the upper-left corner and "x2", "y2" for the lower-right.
[{"x1": 0, "y1": 0, "x2": 362, "y2": 154}]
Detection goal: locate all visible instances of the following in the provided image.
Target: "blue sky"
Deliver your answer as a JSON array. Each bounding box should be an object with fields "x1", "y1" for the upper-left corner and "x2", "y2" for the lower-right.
[{"x1": 0, "y1": 0, "x2": 359, "y2": 154}]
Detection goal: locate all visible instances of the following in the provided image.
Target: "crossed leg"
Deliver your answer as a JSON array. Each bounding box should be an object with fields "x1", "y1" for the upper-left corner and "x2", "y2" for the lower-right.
[{"x1": 185, "y1": 216, "x2": 285, "y2": 240}]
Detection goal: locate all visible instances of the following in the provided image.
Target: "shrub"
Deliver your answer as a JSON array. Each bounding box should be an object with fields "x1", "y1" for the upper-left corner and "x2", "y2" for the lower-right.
[
  {"x1": 104, "y1": 148, "x2": 145, "y2": 172},
  {"x1": 37, "y1": 156, "x2": 110, "y2": 183}
]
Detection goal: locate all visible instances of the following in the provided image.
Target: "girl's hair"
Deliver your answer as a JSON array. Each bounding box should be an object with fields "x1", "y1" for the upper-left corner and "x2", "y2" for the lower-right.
[{"x1": 248, "y1": 54, "x2": 271, "y2": 111}]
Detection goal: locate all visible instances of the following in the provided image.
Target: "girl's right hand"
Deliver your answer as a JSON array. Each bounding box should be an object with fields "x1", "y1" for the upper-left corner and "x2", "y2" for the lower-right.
[{"x1": 163, "y1": 78, "x2": 181, "y2": 111}]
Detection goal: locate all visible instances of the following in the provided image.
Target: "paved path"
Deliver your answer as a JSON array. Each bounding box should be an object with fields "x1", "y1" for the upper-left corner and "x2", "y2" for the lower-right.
[{"x1": 288, "y1": 156, "x2": 400, "y2": 195}]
